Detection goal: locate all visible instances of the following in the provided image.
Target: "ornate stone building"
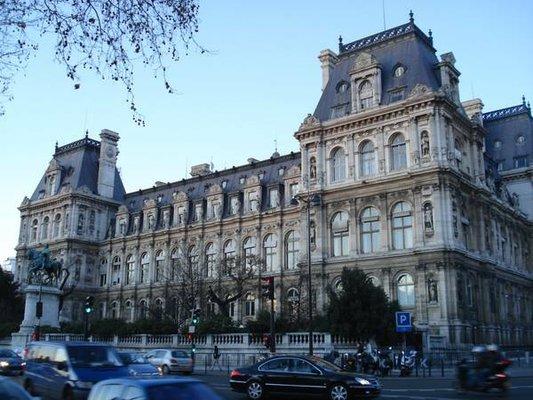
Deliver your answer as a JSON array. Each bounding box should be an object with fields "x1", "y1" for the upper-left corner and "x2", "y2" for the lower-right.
[{"x1": 15, "y1": 15, "x2": 532, "y2": 349}]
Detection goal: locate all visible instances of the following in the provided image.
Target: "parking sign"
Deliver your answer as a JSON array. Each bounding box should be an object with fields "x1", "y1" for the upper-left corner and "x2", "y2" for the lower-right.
[{"x1": 395, "y1": 311, "x2": 412, "y2": 333}]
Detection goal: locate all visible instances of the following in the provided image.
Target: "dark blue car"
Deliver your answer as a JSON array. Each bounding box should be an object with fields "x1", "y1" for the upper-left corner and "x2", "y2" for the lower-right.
[
  {"x1": 23, "y1": 341, "x2": 129, "y2": 400},
  {"x1": 88, "y1": 377, "x2": 222, "y2": 400},
  {"x1": 117, "y1": 352, "x2": 160, "y2": 377}
]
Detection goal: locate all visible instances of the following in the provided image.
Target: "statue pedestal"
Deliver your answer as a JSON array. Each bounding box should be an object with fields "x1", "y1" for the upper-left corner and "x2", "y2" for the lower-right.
[{"x1": 11, "y1": 285, "x2": 61, "y2": 349}]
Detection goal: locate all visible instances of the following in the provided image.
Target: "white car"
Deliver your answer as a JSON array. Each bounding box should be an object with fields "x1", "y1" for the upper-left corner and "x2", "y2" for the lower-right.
[{"x1": 144, "y1": 349, "x2": 194, "y2": 375}]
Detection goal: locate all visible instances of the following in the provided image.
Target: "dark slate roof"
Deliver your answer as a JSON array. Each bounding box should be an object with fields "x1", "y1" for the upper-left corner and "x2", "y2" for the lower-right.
[
  {"x1": 314, "y1": 21, "x2": 441, "y2": 123},
  {"x1": 31, "y1": 137, "x2": 126, "y2": 202},
  {"x1": 124, "y1": 152, "x2": 301, "y2": 214},
  {"x1": 483, "y1": 102, "x2": 532, "y2": 172}
]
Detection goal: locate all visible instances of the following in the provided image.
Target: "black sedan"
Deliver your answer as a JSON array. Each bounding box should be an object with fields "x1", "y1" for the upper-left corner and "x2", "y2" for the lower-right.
[
  {"x1": 229, "y1": 355, "x2": 380, "y2": 400},
  {"x1": 0, "y1": 349, "x2": 25, "y2": 376}
]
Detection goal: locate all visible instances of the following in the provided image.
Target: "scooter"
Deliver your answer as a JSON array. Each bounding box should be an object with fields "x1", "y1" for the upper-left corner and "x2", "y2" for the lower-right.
[
  {"x1": 457, "y1": 359, "x2": 511, "y2": 393},
  {"x1": 399, "y1": 350, "x2": 417, "y2": 377},
  {"x1": 378, "y1": 349, "x2": 393, "y2": 376}
]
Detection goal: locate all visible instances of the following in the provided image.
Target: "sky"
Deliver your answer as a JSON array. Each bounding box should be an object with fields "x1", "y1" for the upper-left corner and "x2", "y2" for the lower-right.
[{"x1": 0, "y1": 0, "x2": 531, "y2": 263}]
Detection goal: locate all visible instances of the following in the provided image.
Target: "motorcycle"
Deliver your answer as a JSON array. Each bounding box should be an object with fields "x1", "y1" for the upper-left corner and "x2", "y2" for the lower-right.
[
  {"x1": 377, "y1": 349, "x2": 393, "y2": 376},
  {"x1": 399, "y1": 350, "x2": 417, "y2": 377},
  {"x1": 457, "y1": 358, "x2": 512, "y2": 393}
]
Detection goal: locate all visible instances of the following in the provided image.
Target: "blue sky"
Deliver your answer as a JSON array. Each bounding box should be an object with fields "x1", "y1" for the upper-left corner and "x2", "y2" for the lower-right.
[{"x1": 0, "y1": 0, "x2": 531, "y2": 263}]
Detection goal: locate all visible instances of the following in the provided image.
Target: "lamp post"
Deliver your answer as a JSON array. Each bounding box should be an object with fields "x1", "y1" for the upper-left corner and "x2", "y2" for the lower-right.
[{"x1": 291, "y1": 192, "x2": 321, "y2": 356}]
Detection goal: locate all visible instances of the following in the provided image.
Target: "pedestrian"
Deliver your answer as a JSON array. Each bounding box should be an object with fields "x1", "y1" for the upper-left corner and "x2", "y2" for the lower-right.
[{"x1": 211, "y1": 345, "x2": 222, "y2": 371}]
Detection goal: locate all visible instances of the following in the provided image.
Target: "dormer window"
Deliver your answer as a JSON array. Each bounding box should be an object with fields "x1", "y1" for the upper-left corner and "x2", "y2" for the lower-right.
[
  {"x1": 221, "y1": 180, "x2": 228, "y2": 189},
  {"x1": 337, "y1": 81, "x2": 349, "y2": 93},
  {"x1": 157, "y1": 194, "x2": 163, "y2": 203},
  {"x1": 394, "y1": 65, "x2": 406, "y2": 77},
  {"x1": 239, "y1": 177, "x2": 245, "y2": 185},
  {"x1": 359, "y1": 80, "x2": 373, "y2": 110}
]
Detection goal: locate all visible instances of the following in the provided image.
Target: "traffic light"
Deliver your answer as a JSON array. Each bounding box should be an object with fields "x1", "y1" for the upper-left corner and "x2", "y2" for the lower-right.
[
  {"x1": 261, "y1": 277, "x2": 274, "y2": 300},
  {"x1": 35, "y1": 301, "x2": 43, "y2": 319},
  {"x1": 84, "y1": 296, "x2": 94, "y2": 314},
  {"x1": 191, "y1": 343, "x2": 196, "y2": 353},
  {"x1": 192, "y1": 308, "x2": 201, "y2": 325}
]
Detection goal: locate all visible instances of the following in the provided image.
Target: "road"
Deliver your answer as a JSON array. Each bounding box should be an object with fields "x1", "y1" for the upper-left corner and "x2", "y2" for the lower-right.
[{"x1": 193, "y1": 372, "x2": 533, "y2": 400}]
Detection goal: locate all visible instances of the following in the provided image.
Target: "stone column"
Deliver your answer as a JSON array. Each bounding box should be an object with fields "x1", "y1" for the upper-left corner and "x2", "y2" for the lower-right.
[{"x1": 347, "y1": 134, "x2": 356, "y2": 181}]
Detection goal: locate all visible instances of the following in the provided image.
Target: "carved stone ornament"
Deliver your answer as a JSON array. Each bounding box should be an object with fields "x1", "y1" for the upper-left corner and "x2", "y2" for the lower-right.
[
  {"x1": 409, "y1": 83, "x2": 430, "y2": 98},
  {"x1": 299, "y1": 113, "x2": 320, "y2": 129},
  {"x1": 286, "y1": 165, "x2": 301, "y2": 178},
  {"x1": 20, "y1": 196, "x2": 30, "y2": 207},
  {"x1": 351, "y1": 52, "x2": 378, "y2": 72},
  {"x1": 117, "y1": 205, "x2": 129, "y2": 214},
  {"x1": 144, "y1": 199, "x2": 157, "y2": 209},
  {"x1": 172, "y1": 191, "x2": 188, "y2": 202},
  {"x1": 207, "y1": 183, "x2": 223, "y2": 195}
]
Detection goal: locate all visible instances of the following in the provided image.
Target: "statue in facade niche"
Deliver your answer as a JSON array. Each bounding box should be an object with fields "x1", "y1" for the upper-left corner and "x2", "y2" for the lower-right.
[
  {"x1": 213, "y1": 202, "x2": 221, "y2": 219},
  {"x1": 421, "y1": 132, "x2": 430, "y2": 158},
  {"x1": 309, "y1": 158, "x2": 317, "y2": 180},
  {"x1": 147, "y1": 213, "x2": 155, "y2": 230},
  {"x1": 423, "y1": 203, "x2": 434, "y2": 230},
  {"x1": 249, "y1": 192, "x2": 259, "y2": 212},
  {"x1": 428, "y1": 279, "x2": 438, "y2": 302},
  {"x1": 230, "y1": 197, "x2": 240, "y2": 215},
  {"x1": 133, "y1": 216, "x2": 140, "y2": 233},
  {"x1": 163, "y1": 210, "x2": 170, "y2": 228},
  {"x1": 119, "y1": 219, "x2": 127, "y2": 235}
]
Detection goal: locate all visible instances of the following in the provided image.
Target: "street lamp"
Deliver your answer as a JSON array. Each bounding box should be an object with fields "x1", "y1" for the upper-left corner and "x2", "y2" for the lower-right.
[{"x1": 290, "y1": 192, "x2": 321, "y2": 356}]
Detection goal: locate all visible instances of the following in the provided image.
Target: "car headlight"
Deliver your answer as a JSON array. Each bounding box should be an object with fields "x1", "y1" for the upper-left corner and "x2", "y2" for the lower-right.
[
  {"x1": 0, "y1": 361, "x2": 9, "y2": 367},
  {"x1": 129, "y1": 369, "x2": 139, "y2": 376},
  {"x1": 355, "y1": 377, "x2": 371, "y2": 385},
  {"x1": 75, "y1": 381, "x2": 93, "y2": 389}
]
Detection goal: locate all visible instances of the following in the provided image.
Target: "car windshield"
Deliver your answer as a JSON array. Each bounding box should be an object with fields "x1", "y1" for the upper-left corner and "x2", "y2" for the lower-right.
[
  {"x1": 171, "y1": 351, "x2": 189, "y2": 359},
  {"x1": 0, "y1": 350, "x2": 17, "y2": 358},
  {"x1": 67, "y1": 346, "x2": 122, "y2": 367},
  {"x1": 147, "y1": 383, "x2": 220, "y2": 400},
  {"x1": 311, "y1": 357, "x2": 344, "y2": 372},
  {"x1": 119, "y1": 353, "x2": 147, "y2": 365}
]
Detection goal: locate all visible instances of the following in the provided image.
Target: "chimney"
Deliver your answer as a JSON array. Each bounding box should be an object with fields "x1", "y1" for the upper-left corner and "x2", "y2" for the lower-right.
[
  {"x1": 318, "y1": 49, "x2": 338, "y2": 91},
  {"x1": 97, "y1": 129, "x2": 120, "y2": 198},
  {"x1": 190, "y1": 163, "x2": 212, "y2": 177}
]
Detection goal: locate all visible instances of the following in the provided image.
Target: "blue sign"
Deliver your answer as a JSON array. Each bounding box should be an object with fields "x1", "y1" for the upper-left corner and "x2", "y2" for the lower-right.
[{"x1": 395, "y1": 311, "x2": 412, "y2": 333}]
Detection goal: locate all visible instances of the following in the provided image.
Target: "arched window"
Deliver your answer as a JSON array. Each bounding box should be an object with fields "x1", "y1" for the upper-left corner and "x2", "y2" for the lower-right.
[
  {"x1": 330, "y1": 148, "x2": 346, "y2": 183},
  {"x1": 111, "y1": 256, "x2": 121, "y2": 285},
  {"x1": 53, "y1": 214, "x2": 61, "y2": 238},
  {"x1": 40, "y1": 217, "x2": 49, "y2": 240},
  {"x1": 331, "y1": 211, "x2": 350, "y2": 256},
  {"x1": 110, "y1": 301, "x2": 119, "y2": 319},
  {"x1": 397, "y1": 274, "x2": 415, "y2": 307},
  {"x1": 360, "y1": 141, "x2": 376, "y2": 177},
  {"x1": 243, "y1": 237, "x2": 256, "y2": 267},
  {"x1": 285, "y1": 231, "x2": 300, "y2": 269},
  {"x1": 171, "y1": 248, "x2": 180, "y2": 281},
  {"x1": 188, "y1": 246, "x2": 198, "y2": 270},
  {"x1": 126, "y1": 255, "x2": 135, "y2": 285},
  {"x1": 205, "y1": 243, "x2": 216, "y2": 277},
  {"x1": 244, "y1": 293, "x2": 256, "y2": 317},
  {"x1": 287, "y1": 287, "x2": 300, "y2": 319},
  {"x1": 154, "y1": 298, "x2": 164, "y2": 320},
  {"x1": 392, "y1": 202, "x2": 413, "y2": 249},
  {"x1": 155, "y1": 250, "x2": 165, "y2": 282},
  {"x1": 390, "y1": 133, "x2": 407, "y2": 171},
  {"x1": 360, "y1": 207, "x2": 380, "y2": 253},
  {"x1": 31, "y1": 219, "x2": 38, "y2": 242},
  {"x1": 263, "y1": 234, "x2": 279, "y2": 271},
  {"x1": 124, "y1": 300, "x2": 134, "y2": 323},
  {"x1": 224, "y1": 240, "x2": 236, "y2": 260},
  {"x1": 98, "y1": 302, "x2": 106, "y2": 319},
  {"x1": 359, "y1": 80, "x2": 373, "y2": 110},
  {"x1": 140, "y1": 252, "x2": 150, "y2": 284},
  {"x1": 333, "y1": 278, "x2": 343, "y2": 293},
  {"x1": 99, "y1": 258, "x2": 107, "y2": 287},
  {"x1": 138, "y1": 300, "x2": 147, "y2": 320},
  {"x1": 309, "y1": 156, "x2": 317, "y2": 180},
  {"x1": 368, "y1": 275, "x2": 379, "y2": 286}
]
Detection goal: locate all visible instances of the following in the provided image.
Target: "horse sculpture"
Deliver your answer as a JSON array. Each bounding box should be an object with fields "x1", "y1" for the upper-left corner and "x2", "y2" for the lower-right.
[{"x1": 27, "y1": 245, "x2": 63, "y2": 285}]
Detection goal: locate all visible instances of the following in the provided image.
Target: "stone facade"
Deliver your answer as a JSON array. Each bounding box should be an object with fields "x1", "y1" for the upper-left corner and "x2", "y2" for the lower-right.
[{"x1": 14, "y1": 16, "x2": 532, "y2": 349}]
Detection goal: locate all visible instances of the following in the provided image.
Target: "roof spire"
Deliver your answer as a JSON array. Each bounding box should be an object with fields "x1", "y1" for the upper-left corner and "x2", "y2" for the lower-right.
[
  {"x1": 409, "y1": 10, "x2": 414, "y2": 23},
  {"x1": 55, "y1": 141, "x2": 58, "y2": 151},
  {"x1": 85, "y1": 129, "x2": 89, "y2": 139},
  {"x1": 428, "y1": 29, "x2": 433, "y2": 45},
  {"x1": 522, "y1": 95, "x2": 526, "y2": 105},
  {"x1": 338, "y1": 35, "x2": 343, "y2": 52}
]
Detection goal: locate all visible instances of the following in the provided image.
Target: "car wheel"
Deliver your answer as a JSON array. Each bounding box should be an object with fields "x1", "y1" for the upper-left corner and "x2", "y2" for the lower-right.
[
  {"x1": 246, "y1": 381, "x2": 264, "y2": 400},
  {"x1": 63, "y1": 386, "x2": 74, "y2": 400},
  {"x1": 162, "y1": 365, "x2": 170, "y2": 375},
  {"x1": 330, "y1": 383, "x2": 349, "y2": 400},
  {"x1": 23, "y1": 379, "x2": 35, "y2": 396}
]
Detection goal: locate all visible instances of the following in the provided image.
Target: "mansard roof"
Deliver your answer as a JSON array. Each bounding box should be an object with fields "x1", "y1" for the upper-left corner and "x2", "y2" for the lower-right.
[
  {"x1": 313, "y1": 19, "x2": 441, "y2": 123},
  {"x1": 30, "y1": 136, "x2": 126, "y2": 202},
  {"x1": 124, "y1": 152, "x2": 301, "y2": 213}
]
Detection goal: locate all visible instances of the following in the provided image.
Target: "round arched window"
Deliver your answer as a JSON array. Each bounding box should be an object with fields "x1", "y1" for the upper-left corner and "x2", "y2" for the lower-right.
[
  {"x1": 516, "y1": 135, "x2": 525, "y2": 145},
  {"x1": 394, "y1": 65, "x2": 405, "y2": 77}
]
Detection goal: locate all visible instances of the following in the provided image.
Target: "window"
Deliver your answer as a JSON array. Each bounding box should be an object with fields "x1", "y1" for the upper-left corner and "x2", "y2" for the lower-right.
[
  {"x1": 205, "y1": 243, "x2": 216, "y2": 277},
  {"x1": 243, "y1": 237, "x2": 256, "y2": 267},
  {"x1": 397, "y1": 274, "x2": 415, "y2": 307},
  {"x1": 188, "y1": 246, "x2": 198, "y2": 270},
  {"x1": 360, "y1": 207, "x2": 380, "y2": 253},
  {"x1": 126, "y1": 255, "x2": 135, "y2": 285},
  {"x1": 392, "y1": 202, "x2": 413, "y2": 250},
  {"x1": 260, "y1": 358, "x2": 290, "y2": 372},
  {"x1": 229, "y1": 196, "x2": 240, "y2": 215},
  {"x1": 309, "y1": 156, "x2": 317, "y2": 180},
  {"x1": 285, "y1": 231, "x2": 299, "y2": 269},
  {"x1": 31, "y1": 219, "x2": 38, "y2": 242},
  {"x1": 229, "y1": 301, "x2": 236, "y2": 318},
  {"x1": 359, "y1": 80, "x2": 373, "y2": 110},
  {"x1": 99, "y1": 259, "x2": 107, "y2": 287},
  {"x1": 331, "y1": 211, "x2": 350, "y2": 256},
  {"x1": 513, "y1": 156, "x2": 528, "y2": 168},
  {"x1": 111, "y1": 256, "x2": 120, "y2": 285},
  {"x1": 331, "y1": 103, "x2": 349, "y2": 119},
  {"x1": 390, "y1": 133, "x2": 407, "y2": 171},
  {"x1": 110, "y1": 301, "x2": 119, "y2": 319},
  {"x1": 138, "y1": 300, "x2": 147, "y2": 319},
  {"x1": 53, "y1": 214, "x2": 61, "y2": 238},
  {"x1": 40, "y1": 216, "x2": 49, "y2": 240},
  {"x1": 263, "y1": 234, "x2": 279, "y2": 271},
  {"x1": 330, "y1": 147, "x2": 346, "y2": 183},
  {"x1": 337, "y1": 81, "x2": 349, "y2": 93},
  {"x1": 291, "y1": 359, "x2": 319, "y2": 374},
  {"x1": 155, "y1": 251, "x2": 164, "y2": 282},
  {"x1": 244, "y1": 294, "x2": 256, "y2": 317},
  {"x1": 289, "y1": 183, "x2": 299, "y2": 200},
  {"x1": 223, "y1": 240, "x2": 236, "y2": 271},
  {"x1": 360, "y1": 141, "x2": 376, "y2": 177},
  {"x1": 140, "y1": 253, "x2": 150, "y2": 284},
  {"x1": 269, "y1": 188, "x2": 280, "y2": 208},
  {"x1": 123, "y1": 386, "x2": 145, "y2": 400}
]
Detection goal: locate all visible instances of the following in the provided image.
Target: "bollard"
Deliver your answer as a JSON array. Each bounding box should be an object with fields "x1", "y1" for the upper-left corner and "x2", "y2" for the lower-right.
[
  {"x1": 526, "y1": 351, "x2": 530, "y2": 366},
  {"x1": 441, "y1": 358, "x2": 444, "y2": 377},
  {"x1": 428, "y1": 360, "x2": 432, "y2": 377}
]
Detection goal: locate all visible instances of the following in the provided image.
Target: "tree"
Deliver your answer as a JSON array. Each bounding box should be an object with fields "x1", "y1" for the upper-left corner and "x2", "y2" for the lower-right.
[
  {"x1": 0, "y1": 268, "x2": 24, "y2": 337},
  {"x1": 0, "y1": 0, "x2": 201, "y2": 123},
  {"x1": 328, "y1": 267, "x2": 401, "y2": 346}
]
